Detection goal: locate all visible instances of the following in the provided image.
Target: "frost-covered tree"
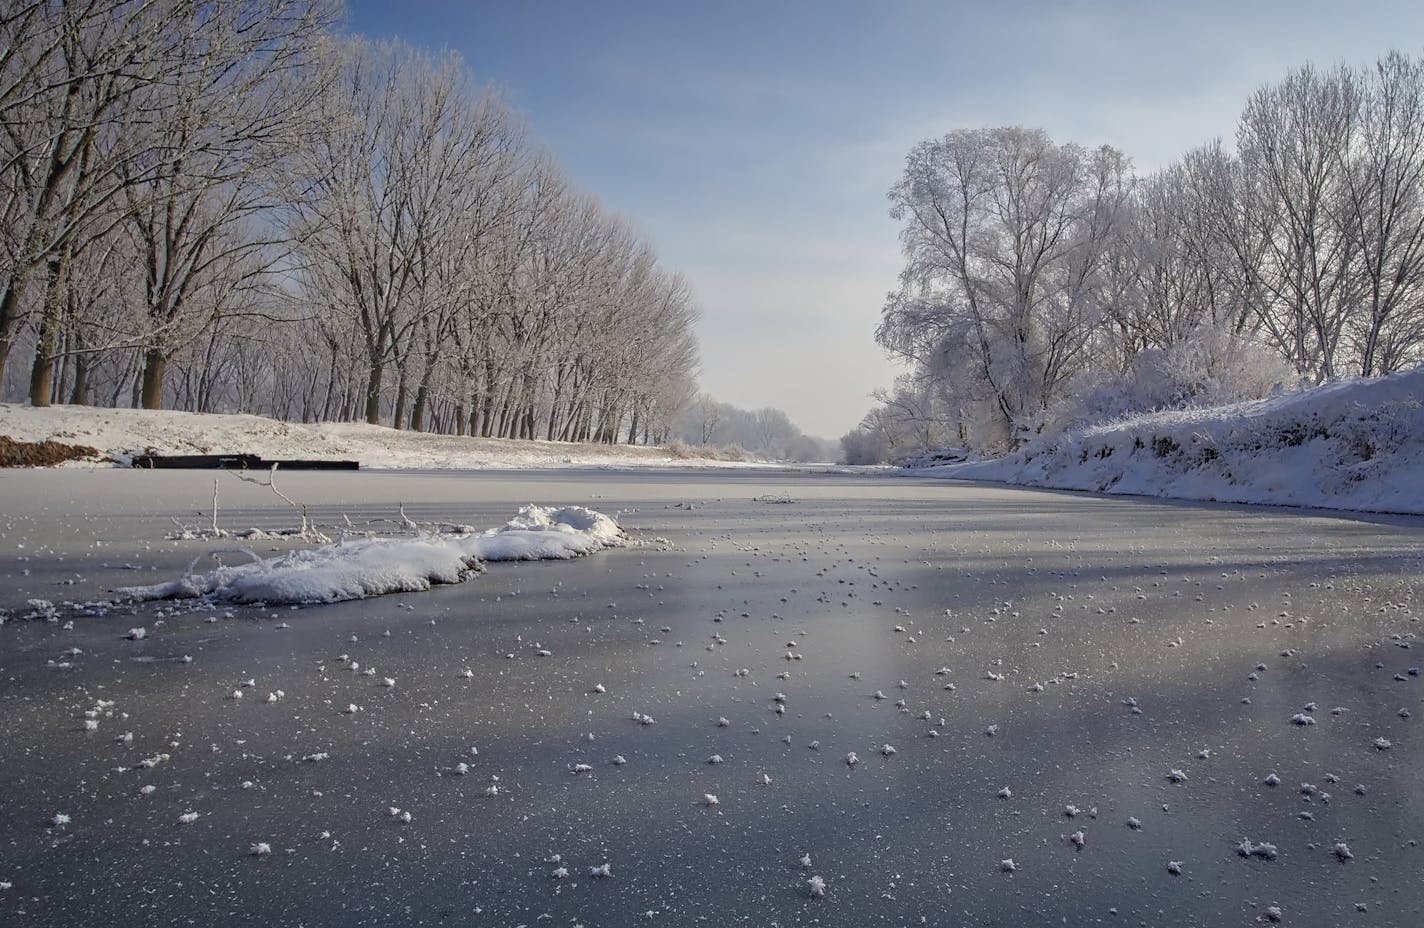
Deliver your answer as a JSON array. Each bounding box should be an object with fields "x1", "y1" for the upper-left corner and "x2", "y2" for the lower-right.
[{"x1": 882, "y1": 127, "x2": 1132, "y2": 447}]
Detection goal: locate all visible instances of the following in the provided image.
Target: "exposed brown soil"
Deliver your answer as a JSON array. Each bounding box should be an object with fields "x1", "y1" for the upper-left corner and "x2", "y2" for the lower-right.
[{"x1": 0, "y1": 435, "x2": 103, "y2": 467}]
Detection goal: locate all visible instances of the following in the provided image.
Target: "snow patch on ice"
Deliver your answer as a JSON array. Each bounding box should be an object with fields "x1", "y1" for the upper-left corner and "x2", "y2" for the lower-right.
[{"x1": 116, "y1": 505, "x2": 625, "y2": 605}]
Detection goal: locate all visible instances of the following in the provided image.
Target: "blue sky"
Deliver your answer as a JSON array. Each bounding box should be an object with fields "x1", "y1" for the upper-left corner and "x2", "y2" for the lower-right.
[{"x1": 345, "y1": 0, "x2": 1424, "y2": 437}]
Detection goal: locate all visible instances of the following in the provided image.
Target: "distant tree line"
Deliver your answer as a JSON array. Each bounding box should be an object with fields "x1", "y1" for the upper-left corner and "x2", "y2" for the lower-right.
[
  {"x1": 849, "y1": 51, "x2": 1424, "y2": 463},
  {"x1": 674, "y1": 393, "x2": 837, "y2": 463},
  {"x1": 0, "y1": 1, "x2": 699, "y2": 443}
]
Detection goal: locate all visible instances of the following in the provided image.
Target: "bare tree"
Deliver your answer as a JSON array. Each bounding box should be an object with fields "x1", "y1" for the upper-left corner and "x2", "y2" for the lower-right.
[
  {"x1": 884, "y1": 127, "x2": 1130, "y2": 445},
  {"x1": 1238, "y1": 62, "x2": 1362, "y2": 379},
  {"x1": 1338, "y1": 52, "x2": 1424, "y2": 374}
]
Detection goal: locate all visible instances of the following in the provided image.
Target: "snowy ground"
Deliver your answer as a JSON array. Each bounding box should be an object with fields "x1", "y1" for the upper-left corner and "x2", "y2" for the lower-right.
[
  {"x1": 1, "y1": 468, "x2": 1422, "y2": 927},
  {"x1": 926, "y1": 367, "x2": 1424, "y2": 515},
  {"x1": 0, "y1": 403, "x2": 765, "y2": 470}
]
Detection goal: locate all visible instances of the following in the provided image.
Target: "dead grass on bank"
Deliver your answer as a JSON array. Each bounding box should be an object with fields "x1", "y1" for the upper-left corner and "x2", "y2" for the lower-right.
[{"x1": 0, "y1": 435, "x2": 104, "y2": 467}]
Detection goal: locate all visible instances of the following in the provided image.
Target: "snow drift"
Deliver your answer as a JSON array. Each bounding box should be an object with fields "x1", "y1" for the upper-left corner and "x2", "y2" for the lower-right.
[
  {"x1": 934, "y1": 367, "x2": 1424, "y2": 515},
  {"x1": 118, "y1": 505, "x2": 625, "y2": 605}
]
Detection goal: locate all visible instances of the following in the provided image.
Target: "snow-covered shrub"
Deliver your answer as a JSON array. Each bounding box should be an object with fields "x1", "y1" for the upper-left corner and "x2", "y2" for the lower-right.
[{"x1": 1061, "y1": 325, "x2": 1300, "y2": 429}]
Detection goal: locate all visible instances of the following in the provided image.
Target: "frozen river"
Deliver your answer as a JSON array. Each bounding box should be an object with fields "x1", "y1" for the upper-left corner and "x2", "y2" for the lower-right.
[{"x1": 2, "y1": 467, "x2": 1422, "y2": 927}]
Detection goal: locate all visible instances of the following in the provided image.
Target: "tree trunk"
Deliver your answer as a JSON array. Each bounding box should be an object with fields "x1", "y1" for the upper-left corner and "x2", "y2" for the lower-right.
[
  {"x1": 140, "y1": 348, "x2": 167, "y2": 410},
  {"x1": 364, "y1": 362, "x2": 384, "y2": 424},
  {"x1": 0, "y1": 272, "x2": 32, "y2": 389},
  {"x1": 27, "y1": 253, "x2": 71, "y2": 407},
  {"x1": 411, "y1": 384, "x2": 428, "y2": 432},
  {"x1": 69, "y1": 349, "x2": 88, "y2": 405}
]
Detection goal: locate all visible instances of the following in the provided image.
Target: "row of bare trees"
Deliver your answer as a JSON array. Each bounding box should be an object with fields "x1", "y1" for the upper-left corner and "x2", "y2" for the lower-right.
[
  {"x1": 0, "y1": 2, "x2": 699, "y2": 443},
  {"x1": 868, "y1": 51, "x2": 1424, "y2": 456}
]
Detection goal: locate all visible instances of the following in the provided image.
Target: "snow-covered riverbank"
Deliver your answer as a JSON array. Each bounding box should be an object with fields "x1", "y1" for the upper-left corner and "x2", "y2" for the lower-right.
[
  {"x1": 0, "y1": 404, "x2": 763, "y2": 470},
  {"x1": 926, "y1": 367, "x2": 1424, "y2": 515}
]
